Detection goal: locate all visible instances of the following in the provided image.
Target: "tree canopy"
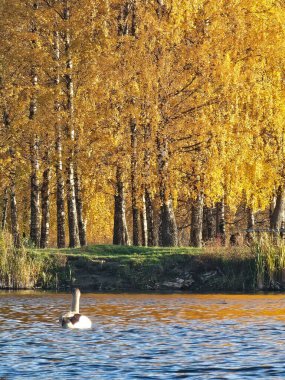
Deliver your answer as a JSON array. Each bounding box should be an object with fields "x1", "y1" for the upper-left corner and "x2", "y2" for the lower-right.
[{"x1": 1, "y1": 0, "x2": 285, "y2": 247}]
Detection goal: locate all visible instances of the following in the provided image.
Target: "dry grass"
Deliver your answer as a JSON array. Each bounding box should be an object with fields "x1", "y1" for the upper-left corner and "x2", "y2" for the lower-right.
[
  {"x1": 251, "y1": 234, "x2": 285, "y2": 289},
  {"x1": 0, "y1": 231, "x2": 42, "y2": 289}
]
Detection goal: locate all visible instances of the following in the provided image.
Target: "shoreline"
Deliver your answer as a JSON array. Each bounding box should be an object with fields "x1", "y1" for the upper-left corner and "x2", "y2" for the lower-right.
[
  {"x1": 28, "y1": 245, "x2": 274, "y2": 292},
  {"x1": 2, "y1": 244, "x2": 285, "y2": 292}
]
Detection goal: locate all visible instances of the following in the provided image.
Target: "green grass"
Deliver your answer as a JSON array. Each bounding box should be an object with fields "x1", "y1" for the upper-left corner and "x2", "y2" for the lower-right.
[
  {"x1": 34, "y1": 244, "x2": 203, "y2": 257},
  {"x1": 26, "y1": 245, "x2": 204, "y2": 290},
  {"x1": 29, "y1": 244, "x2": 256, "y2": 291}
]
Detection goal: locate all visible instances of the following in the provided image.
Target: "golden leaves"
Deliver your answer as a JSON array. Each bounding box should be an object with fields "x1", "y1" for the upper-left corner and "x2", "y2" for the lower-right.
[{"x1": 2, "y1": 0, "x2": 285, "y2": 242}]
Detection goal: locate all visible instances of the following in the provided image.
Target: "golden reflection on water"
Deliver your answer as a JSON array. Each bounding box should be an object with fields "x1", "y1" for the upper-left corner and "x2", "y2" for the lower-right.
[
  {"x1": 1, "y1": 292, "x2": 285, "y2": 326},
  {"x1": 2, "y1": 292, "x2": 285, "y2": 379},
  {"x1": 80, "y1": 293, "x2": 285, "y2": 323}
]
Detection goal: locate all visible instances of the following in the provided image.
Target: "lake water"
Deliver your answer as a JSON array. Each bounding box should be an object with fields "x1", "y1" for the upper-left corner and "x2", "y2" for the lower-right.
[{"x1": 1, "y1": 292, "x2": 285, "y2": 379}]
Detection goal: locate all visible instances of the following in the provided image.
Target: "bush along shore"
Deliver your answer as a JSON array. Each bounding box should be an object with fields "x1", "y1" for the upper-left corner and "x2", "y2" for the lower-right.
[{"x1": 1, "y1": 233, "x2": 285, "y2": 292}]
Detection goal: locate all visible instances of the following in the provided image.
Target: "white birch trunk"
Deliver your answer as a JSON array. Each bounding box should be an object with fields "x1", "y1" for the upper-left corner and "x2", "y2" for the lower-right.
[{"x1": 63, "y1": 1, "x2": 79, "y2": 248}]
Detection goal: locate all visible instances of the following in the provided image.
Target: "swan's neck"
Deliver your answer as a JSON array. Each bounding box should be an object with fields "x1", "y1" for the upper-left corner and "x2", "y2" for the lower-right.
[{"x1": 71, "y1": 290, "x2": 80, "y2": 313}]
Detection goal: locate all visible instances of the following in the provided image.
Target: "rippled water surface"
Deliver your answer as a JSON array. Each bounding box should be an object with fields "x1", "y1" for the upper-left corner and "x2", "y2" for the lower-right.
[{"x1": 1, "y1": 292, "x2": 285, "y2": 379}]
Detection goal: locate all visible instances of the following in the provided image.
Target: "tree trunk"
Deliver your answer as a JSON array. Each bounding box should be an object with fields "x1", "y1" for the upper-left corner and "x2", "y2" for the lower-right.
[
  {"x1": 202, "y1": 206, "x2": 216, "y2": 242},
  {"x1": 145, "y1": 189, "x2": 155, "y2": 246},
  {"x1": 281, "y1": 221, "x2": 285, "y2": 239},
  {"x1": 53, "y1": 28, "x2": 66, "y2": 248},
  {"x1": 202, "y1": 206, "x2": 208, "y2": 242},
  {"x1": 55, "y1": 126, "x2": 66, "y2": 248},
  {"x1": 269, "y1": 195, "x2": 276, "y2": 224},
  {"x1": 1, "y1": 188, "x2": 8, "y2": 230},
  {"x1": 66, "y1": 160, "x2": 79, "y2": 248},
  {"x1": 245, "y1": 207, "x2": 255, "y2": 242},
  {"x1": 29, "y1": 3, "x2": 40, "y2": 247},
  {"x1": 143, "y1": 123, "x2": 155, "y2": 246},
  {"x1": 3, "y1": 107, "x2": 19, "y2": 246},
  {"x1": 10, "y1": 177, "x2": 20, "y2": 248},
  {"x1": 140, "y1": 194, "x2": 148, "y2": 246},
  {"x1": 40, "y1": 150, "x2": 50, "y2": 248},
  {"x1": 270, "y1": 186, "x2": 285, "y2": 231},
  {"x1": 130, "y1": 117, "x2": 139, "y2": 246},
  {"x1": 157, "y1": 134, "x2": 178, "y2": 247},
  {"x1": 113, "y1": 164, "x2": 130, "y2": 245},
  {"x1": 118, "y1": 0, "x2": 137, "y2": 37},
  {"x1": 74, "y1": 166, "x2": 87, "y2": 246},
  {"x1": 190, "y1": 192, "x2": 204, "y2": 247},
  {"x1": 216, "y1": 200, "x2": 226, "y2": 245},
  {"x1": 159, "y1": 200, "x2": 178, "y2": 246},
  {"x1": 156, "y1": 0, "x2": 166, "y2": 18},
  {"x1": 63, "y1": 4, "x2": 79, "y2": 248},
  {"x1": 30, "y1": 138, "x2": 40, "y2": 247}
]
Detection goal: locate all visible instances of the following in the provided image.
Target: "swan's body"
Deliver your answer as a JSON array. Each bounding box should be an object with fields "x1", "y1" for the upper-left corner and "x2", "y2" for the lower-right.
[{"x1": 60, "y1": 288, "x2": 92, "y2": 329}]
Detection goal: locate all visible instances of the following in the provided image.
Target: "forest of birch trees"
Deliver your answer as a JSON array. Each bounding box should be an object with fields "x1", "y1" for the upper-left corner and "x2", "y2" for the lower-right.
[{"x1": 1, "y1": 0, "x2": 285, "y2": 248}]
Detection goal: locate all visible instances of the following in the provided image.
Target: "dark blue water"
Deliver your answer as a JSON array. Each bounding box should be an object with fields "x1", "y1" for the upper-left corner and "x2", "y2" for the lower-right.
[{"x1": 1, "y1": 292, "x2": 285, "y2": 379}]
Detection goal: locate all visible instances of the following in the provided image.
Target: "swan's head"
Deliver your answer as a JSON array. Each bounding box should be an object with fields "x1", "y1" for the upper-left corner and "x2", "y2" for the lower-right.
[{"x1": 72, "y1": 288, "x2": 81, "y2": 298}]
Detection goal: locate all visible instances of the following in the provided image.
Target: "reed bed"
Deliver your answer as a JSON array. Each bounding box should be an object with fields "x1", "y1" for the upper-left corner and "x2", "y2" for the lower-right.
[
  {"x1": 252, "y1": 234, "x2": 285, "y2": 290},
  {"x1": 0, "y1": 231, "x2": 42, "y2": 289}
]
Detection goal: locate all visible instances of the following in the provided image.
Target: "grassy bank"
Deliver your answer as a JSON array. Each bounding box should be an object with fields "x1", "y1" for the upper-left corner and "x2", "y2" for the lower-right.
[
  {"x1": 1, "y1": 233, "x2": 285, "y2": 291},
  {"x1": 26, "y1": 245, "x2": 257, "y2": 291}
]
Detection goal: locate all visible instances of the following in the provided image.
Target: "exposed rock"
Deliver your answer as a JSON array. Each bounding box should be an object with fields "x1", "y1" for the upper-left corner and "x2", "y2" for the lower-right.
[
  {"x1": 146, "y1": 283, "x2": 160, "y2": 290},
  {"x1": 161, "y1": 276, "x2": 194, "y2": 289},
  {"x1": 200, "y1": 271, "x2": 218, "y2": 283},
  {"x1": 181, "y1": 277, "x2": 195, "y2": 289}
]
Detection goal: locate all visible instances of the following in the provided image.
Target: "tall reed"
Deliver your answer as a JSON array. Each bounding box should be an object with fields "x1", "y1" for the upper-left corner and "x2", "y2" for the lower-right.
[
  {"x1": 252, "y1": 234, "x2": 285, "y2": 289},
  {"x1": 0, "y1": 231, "x2": 42, "y2": 289}
]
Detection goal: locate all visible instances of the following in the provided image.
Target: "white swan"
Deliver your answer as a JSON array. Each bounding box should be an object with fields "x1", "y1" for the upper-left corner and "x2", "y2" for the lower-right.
[{"x1": 59, "y1": 288, "x2": 92, "y2": 329}]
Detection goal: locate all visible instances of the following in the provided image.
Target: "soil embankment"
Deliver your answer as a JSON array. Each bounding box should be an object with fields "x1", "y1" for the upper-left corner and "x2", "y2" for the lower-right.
[{"x1": 37, "y1": 245, "x2": 259, "y2": 292}]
